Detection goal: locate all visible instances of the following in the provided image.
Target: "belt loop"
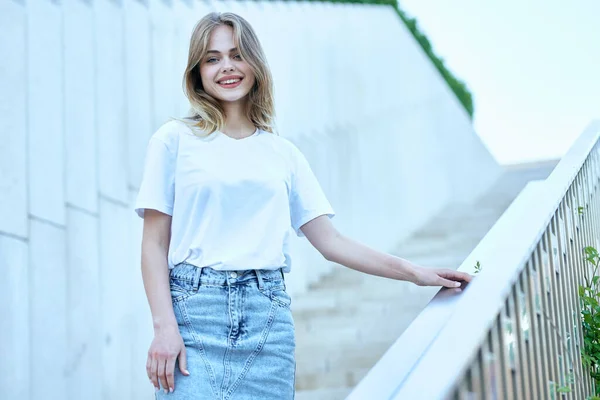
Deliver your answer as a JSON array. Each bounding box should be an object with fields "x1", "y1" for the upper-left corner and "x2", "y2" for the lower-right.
[
  {"x1": 192, "y1": 267, "x2": 202, "y2": 291},
  {"x1": 255, "y1": 269, "x2": 265, "y2": 290}
]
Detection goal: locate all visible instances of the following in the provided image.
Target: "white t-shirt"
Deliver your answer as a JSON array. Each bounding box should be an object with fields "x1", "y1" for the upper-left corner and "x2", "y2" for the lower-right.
[{"x1": 134, "y1": 120, "x2": 335, "y2": 272}]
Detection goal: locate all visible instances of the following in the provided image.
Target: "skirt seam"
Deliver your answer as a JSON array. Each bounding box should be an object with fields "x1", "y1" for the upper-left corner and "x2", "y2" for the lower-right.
[
  {"x1": 224, "y1": 300, "x2": 279, "y2": 399},
  {"x1": 178, "y1": 299, "x2": 221, "y2": 399}
]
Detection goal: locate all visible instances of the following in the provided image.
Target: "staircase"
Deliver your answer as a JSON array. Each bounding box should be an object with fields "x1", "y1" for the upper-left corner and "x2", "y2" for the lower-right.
[{"x1": 292, "y1": 160, "x2": 559, "y2": 400}]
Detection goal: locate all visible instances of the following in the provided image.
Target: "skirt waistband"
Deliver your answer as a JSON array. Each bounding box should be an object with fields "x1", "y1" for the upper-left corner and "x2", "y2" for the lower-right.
[{"x1": 170, "y1": 262, "x2": 285, "y2": 291}]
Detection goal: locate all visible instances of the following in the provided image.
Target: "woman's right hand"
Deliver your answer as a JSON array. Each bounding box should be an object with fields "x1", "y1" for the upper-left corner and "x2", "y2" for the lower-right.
[{"x1": 146, "y1": 325, "x2": 190, "y2": 393}]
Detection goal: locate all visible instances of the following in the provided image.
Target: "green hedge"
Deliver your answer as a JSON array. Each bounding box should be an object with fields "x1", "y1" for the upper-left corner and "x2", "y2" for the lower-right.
[
  {"x1": 298, "y1": 0, "x2": 475, "y2": 118},
  {"x1": 394, "y1": 6, "x2": 473, "y2": 117}
]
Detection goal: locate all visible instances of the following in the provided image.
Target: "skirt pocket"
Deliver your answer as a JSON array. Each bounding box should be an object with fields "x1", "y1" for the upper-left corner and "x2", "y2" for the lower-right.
[
  {"x1": 259, "y1": 283, "x2": 292, "y2": 308},
  {"x1": 169, "y1": 277, "x2": 194, "y2": 303}
]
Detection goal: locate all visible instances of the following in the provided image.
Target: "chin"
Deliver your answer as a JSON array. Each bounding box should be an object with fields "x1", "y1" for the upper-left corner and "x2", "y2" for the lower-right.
[
  {"x1": 213, "y1": 89, "x2": 252, "y2": 103},
  {"x1": 216, "y1": 95, "x2": 248, "y2": 104}
]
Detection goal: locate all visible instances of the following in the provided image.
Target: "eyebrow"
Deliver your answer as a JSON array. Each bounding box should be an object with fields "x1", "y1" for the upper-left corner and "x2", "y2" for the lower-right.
[{"x1": 206, "y1": 47, "x2": 238, "y2": 55}]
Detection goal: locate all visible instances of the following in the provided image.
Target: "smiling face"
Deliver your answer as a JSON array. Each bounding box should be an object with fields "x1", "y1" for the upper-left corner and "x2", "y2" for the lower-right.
[{"x1": 199, "y1": 24, "x2": 256, "y2": 105}]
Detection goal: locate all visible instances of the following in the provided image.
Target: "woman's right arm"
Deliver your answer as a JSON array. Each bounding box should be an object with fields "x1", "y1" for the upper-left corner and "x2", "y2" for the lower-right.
[{"x1": 141, "y1": 209, "x2": 190, "y2": 394}]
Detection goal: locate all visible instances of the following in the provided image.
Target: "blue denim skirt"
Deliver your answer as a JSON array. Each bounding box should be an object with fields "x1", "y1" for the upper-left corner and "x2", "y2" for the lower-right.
[{"x1": 156, "y1": 263, "x2": 296, "y2": 399}]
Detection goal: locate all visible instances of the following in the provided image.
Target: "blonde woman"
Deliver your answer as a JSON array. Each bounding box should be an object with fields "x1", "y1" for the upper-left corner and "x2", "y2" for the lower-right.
[{"x1": 135, "y1": 12, "x2": 472, "y2": 399}]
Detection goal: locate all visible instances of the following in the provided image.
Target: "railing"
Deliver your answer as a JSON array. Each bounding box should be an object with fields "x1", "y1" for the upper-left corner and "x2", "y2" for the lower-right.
[{"x1": 350, "y1": 120, "x2": 600, "y2": 400}]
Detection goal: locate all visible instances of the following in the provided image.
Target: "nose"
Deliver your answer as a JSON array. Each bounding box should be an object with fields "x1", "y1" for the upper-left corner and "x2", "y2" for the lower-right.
[{"x1": 222, "y1": 58, "x2": 235, "y2": 73}]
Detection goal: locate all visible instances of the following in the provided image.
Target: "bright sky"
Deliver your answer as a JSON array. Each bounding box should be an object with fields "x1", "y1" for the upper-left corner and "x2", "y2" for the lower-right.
[{"x1": 398, "y1": 0, "x2": 600, "y2": 165}]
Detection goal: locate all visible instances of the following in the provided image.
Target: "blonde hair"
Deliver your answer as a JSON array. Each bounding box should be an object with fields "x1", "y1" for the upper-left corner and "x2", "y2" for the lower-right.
[{"x1": 176, "y1": 12, "x2": 276, "y2": 136}]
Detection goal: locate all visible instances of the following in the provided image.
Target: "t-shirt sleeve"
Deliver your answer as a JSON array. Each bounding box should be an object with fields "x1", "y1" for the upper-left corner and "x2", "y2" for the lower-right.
[
  {"x1": 289, "y1": 146, "x2": 335, "y2": 237},
  {"x1": 134, "y1": 137, "x2": 176, "y2": 218}
]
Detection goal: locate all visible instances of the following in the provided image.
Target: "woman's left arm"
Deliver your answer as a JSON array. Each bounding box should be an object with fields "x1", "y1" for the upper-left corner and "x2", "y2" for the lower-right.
[{"x1": 300, "y1": 215, "x2": 472, "y2": 288}]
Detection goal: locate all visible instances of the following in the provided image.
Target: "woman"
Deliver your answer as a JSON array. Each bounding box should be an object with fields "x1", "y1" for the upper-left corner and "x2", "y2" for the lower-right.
[{"x1": 135, "y1": 11, "x2": 471, "y2": 399}]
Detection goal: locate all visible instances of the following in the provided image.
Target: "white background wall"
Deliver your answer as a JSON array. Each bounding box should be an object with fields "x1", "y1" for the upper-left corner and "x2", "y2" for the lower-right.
[{"x1": 0, "y1": 0, "x2": 500, "y2": 398}]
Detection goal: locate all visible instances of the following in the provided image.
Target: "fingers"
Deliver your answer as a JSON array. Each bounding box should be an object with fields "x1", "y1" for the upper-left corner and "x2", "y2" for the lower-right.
[
  {"x1": 148, "y1": 352, "x2": 183, "y2": 394},
  {"x1": 165, "y1": 357, "x2": 176, "y2": 393},
  {"x1": 438, "y1": 276, "x2": 462, "y2": 288},
  {"x1": 150, "y1": 357, "x2": 159, "y2": 391},
  {"x1": 178, "y1": 347, "x2": 190, "y2": 376},
  {"x1": 455, "y1": 270, "x2": 474, "y2": 282},
  {"x1": 438, "y1": 269, "x2": 473, "y2": 283},
  {"x1": 158, "y1": 358, "x2": 169, "y2": 394},
  {"x1": 146, "y1": 356, "x2": 151, "y2": 381}
]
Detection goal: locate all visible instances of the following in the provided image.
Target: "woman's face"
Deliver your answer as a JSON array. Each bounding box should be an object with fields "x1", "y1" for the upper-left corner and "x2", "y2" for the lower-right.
[{"x1": 200, "y1": 25, "x2": 256, "y2": 105}]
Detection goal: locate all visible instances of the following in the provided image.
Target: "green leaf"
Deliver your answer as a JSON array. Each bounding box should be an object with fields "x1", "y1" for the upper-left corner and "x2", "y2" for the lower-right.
[
  {"x1": 585, "y1": 296, "x2": 599, "y2": 307},
  {"x1": 575, "y1": 246, "x2": 600, "y2": 394}
]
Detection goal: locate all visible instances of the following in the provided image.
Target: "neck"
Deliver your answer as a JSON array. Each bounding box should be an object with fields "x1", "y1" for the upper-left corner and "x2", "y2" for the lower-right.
[{"x1": 221, "y1": 100, "x2": 255, "y2": 138}]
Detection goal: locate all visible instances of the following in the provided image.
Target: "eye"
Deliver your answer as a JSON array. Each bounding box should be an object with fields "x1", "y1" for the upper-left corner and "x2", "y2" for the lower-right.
[
  {"x1": 206, "y1": 57, "x2": 218, "y2": 63},
  {"x1": 233, "y1": 54, "x2": 242, "y2": 60}
]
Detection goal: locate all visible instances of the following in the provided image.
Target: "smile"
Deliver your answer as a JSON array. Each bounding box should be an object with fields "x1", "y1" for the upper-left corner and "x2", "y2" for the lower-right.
[{"x1": 217, "y1": 78, "x2": 243, "y2": 88}]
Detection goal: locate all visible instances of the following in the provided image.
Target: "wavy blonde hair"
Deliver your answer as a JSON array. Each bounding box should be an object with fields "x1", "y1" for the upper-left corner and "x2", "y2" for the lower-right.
[{"x1": 177, "y1": 12, "x2": 276, "y2": 136}]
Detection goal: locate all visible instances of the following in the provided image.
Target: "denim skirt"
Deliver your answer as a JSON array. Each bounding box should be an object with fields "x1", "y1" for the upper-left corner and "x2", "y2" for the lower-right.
[{"x1": 156, "y1": 263, "x2": 296, "y2": 399}]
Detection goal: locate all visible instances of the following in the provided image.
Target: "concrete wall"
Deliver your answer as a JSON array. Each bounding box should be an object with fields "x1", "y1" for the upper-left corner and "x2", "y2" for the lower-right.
[{"x1": 0, "y1": 0, "x2": 501, "y2": 398}]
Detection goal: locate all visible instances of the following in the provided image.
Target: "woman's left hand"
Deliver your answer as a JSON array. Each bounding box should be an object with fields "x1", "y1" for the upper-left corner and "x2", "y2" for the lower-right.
[{"x1": 410, "y1": 265, "x2": 473, "y2": 288}]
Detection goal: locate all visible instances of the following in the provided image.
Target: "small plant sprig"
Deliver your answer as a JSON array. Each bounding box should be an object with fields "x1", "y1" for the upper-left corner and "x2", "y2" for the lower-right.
[
  {"x1": 474, "y1": 260, "x2": 482, "y2": 274},
  {"x1": 551, "y1": 373, "x2": 574, "y2": 397},
  {"x1": 580, "y1": 245, "x2": 600, "y2": 396}
]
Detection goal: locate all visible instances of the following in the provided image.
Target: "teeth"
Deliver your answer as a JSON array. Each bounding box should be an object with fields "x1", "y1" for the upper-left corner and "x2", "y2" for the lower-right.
[{"x1": 220, "y1": 79, "x2": 240, "y2": 84}]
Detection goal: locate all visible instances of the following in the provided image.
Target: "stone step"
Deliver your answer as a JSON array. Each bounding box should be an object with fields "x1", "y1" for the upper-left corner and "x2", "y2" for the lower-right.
[
  {"x1": 417, "y1": 215, "x2": 500, "y2": 233},
  {"x1": 296, "y1": 366, "x2": 372, "y2": 391},
  {"x1": 393, "y1": 233, "x2": 484, "y2": 256},
  {"x1": 292, "y1": 284, "x2": 434, "y2": 322},
  {"x1": 294, "y1": 290, "x2": 438, "y2": 389},
  {"x1": 296, "y1": 338, "x2": 394, "y2": 376},
  {"x1": 306, "y1": 268, "x2": 366, "y2": 290},
  {"x1": 295, "y1": 387, "x2": 353, "y2": 400},
  {"x1": 296, "y1": 278, "x2": 416, "y2": 302},
  {"x1": 406, "y1": 254, "x2": 468, "y2": 269},
  {"x1": 296, "y1": 319, "x2": 411, "y2": 351},
  {"x1": 294, "y1": 290, "x2": 435, "y2": 331},
  {"x1": 296, "y1": 275, "x2": 410, "y2": 299}
]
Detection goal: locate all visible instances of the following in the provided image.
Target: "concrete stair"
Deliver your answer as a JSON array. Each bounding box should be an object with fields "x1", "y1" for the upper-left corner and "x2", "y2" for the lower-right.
[
  {"x1": 292, "y1": 160, "x2": 558, "y2": 399},
  {"x1": 295, "y1": 387, "x2": 354, "y2": 400}
]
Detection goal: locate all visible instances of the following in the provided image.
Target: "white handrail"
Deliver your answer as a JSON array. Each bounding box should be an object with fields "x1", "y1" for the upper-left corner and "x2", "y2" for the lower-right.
[{"x1": 349, "y1": 119, "x2": 600, "y2": 399}]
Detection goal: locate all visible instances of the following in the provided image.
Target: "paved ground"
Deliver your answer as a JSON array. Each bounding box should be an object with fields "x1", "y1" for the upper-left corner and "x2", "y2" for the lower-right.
[{"x1": 293, "y1": 160, "x2": 559, "y2": 400}]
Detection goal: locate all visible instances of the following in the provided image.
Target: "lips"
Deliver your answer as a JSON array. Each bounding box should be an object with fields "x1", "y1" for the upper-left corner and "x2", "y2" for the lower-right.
[
  {"x1": 218, "y1": 78, "x2": 241, "y2": 84},
  {"x1": 217, "y1": 77, "x2": 243, "y2": 89},
  {"x1": 217, "y1": 75, "x2": 243, "y2": 83}
]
